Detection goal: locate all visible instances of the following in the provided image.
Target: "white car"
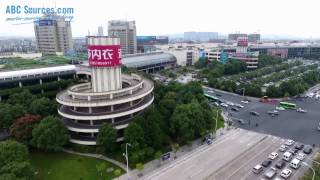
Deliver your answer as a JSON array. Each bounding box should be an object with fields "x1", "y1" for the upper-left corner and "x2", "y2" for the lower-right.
[
  {"x1": 280, "y1": 169, "x2": 292, "y2": 179},
  {"x1": 279, "y1": 145, "x2": 287, "y2": 152},
  {"x1": 226, "y1": 101, "x2": 234, "y2": 106},
  {"x1": 296, "y1": 153, "x2": 305, "y2": 161},
  {"x1": 296, "y1": 108, "x2": 307, "y2": 113},
  {"x1": 276, "y1": 106, "x2": 285, "y2": 111},
  {"x1": 241, "y1": 100, "x2": 249, "y2": 104},
  {"x1": 268, "y1": 152, "x2": 279, "y2": 160},
  {"x1": 220, "y1": 103, "x2": 229, "y2": 107},
  {"x1": 235, "y1": 104, "x2": 244, "y2": 108},
  {"x1": 285, "y1": 139, "x2": 295, "y2": 146}
]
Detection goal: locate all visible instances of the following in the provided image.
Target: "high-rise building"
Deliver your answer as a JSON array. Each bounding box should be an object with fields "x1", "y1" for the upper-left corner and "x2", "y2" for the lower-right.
[
  {"x1": 248, "y1": 33, "x2": 261, "y2": 42},
  {"x1": 228, "y1": 33, "x2": 248, "y2": 41},
  {"x1": 97, "y1": 26, "x2": 104, "y2": 36},
  {"x1": 34, "y1": 14, "x2": 73, "y2": 55},
  {"x1": 108, "y1": 20, "x2": 137, "y2": 55}
]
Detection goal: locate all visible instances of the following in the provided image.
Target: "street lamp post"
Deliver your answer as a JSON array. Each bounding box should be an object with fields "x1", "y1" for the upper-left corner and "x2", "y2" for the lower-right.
[
  {"x1": 123, "y1": 143, "x2": 132, "y2": 180},
  {"x1": 302, "y1": 162, "x2": 315, "y2": 180}
]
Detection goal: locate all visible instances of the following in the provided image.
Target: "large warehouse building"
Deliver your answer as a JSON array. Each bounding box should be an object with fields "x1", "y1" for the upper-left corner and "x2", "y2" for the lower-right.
[{"x1": 56, "y1": 36, "x2": 154, "y2": 145}]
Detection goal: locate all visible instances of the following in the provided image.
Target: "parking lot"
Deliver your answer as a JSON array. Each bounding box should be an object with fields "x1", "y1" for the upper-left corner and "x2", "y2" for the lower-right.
[
  {"x1": 144, "y1": 128, "x2": 318, "y2": 180},
  {"x1": 203, "y1": 86, "x2": 320, "y2": 147}
]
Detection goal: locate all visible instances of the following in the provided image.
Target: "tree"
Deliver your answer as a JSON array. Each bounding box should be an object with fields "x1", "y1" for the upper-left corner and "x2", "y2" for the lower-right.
[
  {"x1": 9, "y1": 114, "x2": 42, "y2": 142},
  {"x1": 266, "y1": 85, "x2": 282, "y2": 98},
  {"x1": 124, "y1": 123, "x2": 145, "y2": 150},
  {"x1": 0, "y1": 140, "x2": 28, "y2": 168},
  {"x1": 0, "y1": 161, "x2": 34, "y2": 180},
  {"x1": 0, "y1": 140, "x2": 33, "y2": 180},
  {"x1": 31, "y1": 116, "x2": 69, "y2": 151},
  {"x1": 29, "y1": 97, "x2": 57, "y2": 117},
  {"x1": 137, "y1": 108, "x2": 165, "y2": 149},
  {"x1": 96, "y1": 123, "x2": 117, "y2": 153},
  {"x1": 0, "y1": 103, "x2": 25, "y2": 129},
  {"x1": 7, "y1": 90, "x2": 35, "y2": 107}
]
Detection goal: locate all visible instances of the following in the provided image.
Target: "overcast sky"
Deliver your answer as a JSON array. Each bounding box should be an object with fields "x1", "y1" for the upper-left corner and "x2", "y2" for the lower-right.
[{"x1": 1, "y1": 0, "x2": 320, "y2": 38}]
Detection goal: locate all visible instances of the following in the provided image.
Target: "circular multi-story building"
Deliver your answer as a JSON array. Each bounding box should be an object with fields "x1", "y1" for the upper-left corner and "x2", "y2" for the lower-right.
[{"x1": 56, "y1": 36, "x2": 154, "y2": 145}]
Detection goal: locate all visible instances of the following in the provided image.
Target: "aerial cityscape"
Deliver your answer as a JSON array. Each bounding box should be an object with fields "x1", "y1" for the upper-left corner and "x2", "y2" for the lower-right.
[{"x1": 0, "y1": 0, "x2": 320, "y2": 180}]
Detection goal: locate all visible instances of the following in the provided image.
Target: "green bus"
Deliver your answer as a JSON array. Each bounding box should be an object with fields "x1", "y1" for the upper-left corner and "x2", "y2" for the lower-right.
[
  {"x1": 204, "y1": 93, "x2": 219, "y2": 102},
  {"x1": 279, "y1": 102, "x2": 297, "y2": 109}
]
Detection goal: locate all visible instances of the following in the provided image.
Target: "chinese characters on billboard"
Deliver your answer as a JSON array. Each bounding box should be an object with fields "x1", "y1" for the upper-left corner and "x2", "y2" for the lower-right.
[
  {"x1": 237, "y1": 38, "x2": 248, "y2": 47},
  {"x1": 88, "y1": 45, "x2": 121, "y2": 67}
]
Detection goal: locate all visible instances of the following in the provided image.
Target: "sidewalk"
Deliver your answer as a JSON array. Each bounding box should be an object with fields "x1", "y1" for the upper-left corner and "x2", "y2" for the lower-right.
[{"x1": 116, "y1": 126, "x2": 232, "y2": 180}]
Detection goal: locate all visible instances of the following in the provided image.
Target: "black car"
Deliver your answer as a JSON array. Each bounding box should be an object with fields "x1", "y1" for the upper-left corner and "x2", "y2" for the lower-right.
[
  {"x1": 262, "y1": 160, "x2": 272, "y2": 167},
  {"x1": 216, "y1": 93, "x2": 222, "y2": 97},
  {"x1": 295, "y1": 143, "x2": 304, "y2": 150},
  {"x1": 250, "y1": 111, "x2": 260, "y2": 116},
  {"x1": 303, "y1": 146, "x2": 313, "y2": 154},
  {"x1": 275, "y1": 160, "x2": 286, "y2": 169},
  {"x1": 289, "y1": 149, "x2": 299, "y2": 155},
  {"x1": 238, "y1": 119, "x2": 246, "y2": 125},
  {"x1": 231, "y1": 107, "x2": 239, "y2": 112}
]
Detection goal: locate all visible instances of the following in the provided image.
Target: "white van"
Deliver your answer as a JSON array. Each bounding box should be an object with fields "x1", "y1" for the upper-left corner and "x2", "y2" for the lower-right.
[
  {"x1": 283, "y1": 152, "x2": 293, "y2": 161},
  {"x1": 290, "y1": 158, "x2": 301, "y2": 169}
]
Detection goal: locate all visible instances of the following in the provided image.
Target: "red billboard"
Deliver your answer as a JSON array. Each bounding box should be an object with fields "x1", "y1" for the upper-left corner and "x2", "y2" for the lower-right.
[
  {"x1": 88, "y1": 45, "x2": 121, "y2": 67},
  {"x1": 237, "y1": 38, "x2": 248, "y2": 47}
]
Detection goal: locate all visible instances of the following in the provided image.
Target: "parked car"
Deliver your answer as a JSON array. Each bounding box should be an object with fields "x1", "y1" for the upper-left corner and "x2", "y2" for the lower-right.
[
  {"x1": 295, "y1": 143, "x2": 304, "y2": 150},
  {"x1": 285, "y1": 139, "x2": 295, "y2": 146},
  {"x1": 264, "y1": 167, "x2": 277, "y2": 179},
  {"x1": 220, "y1": 103, "x2": 229, "y2": 108},
  {"x1": 235, "y1": 104, "x2": 244, "y2": 108},
  {"x1": 280, "y1": 169, "x2": 292, "y2": 179},
  {"x1": 275, "y1": 160, "x2": 286, "y2": 169},
  {"x1": 268, "y1": 152, "x2": 279, "y2": 160},
  {"x1": 241, "y1": 100, "x2": 249, "y2": 104},
  {"x1": 226, "y1": 101, "x2": 234, "y2": 106},
  {"x1": 289, "y1": 149, "x2": 299, "y2": 155},
  {"x1": 303, "y1": 146, "x2": 313, "y2": 154},
  {"x1": 252, "y1": 164, "x2": 264, "y2": 174},
  {"x1": 250, "y1": 111, "x2": 260, "y2": 116},
  {"x1": 296, "y1": 153, "x2": 305, "y2": 161},
  {"x1": 279, "y1": 145, "x2": 287, "y2": 152},
  {"x1": 231, "y1": 107, "x2": 239, "y2": 112},
  {"x1": 262, "y1": 160, "x2": 272, "y2": 167}
]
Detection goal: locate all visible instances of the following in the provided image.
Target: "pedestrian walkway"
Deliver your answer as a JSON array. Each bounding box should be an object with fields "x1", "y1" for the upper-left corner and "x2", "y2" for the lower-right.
[
  {"x1": 62, "y1": 149, "x2": 127, "y2": 171},
  {"x1": 116, "y1": 127, "x2": 233, "y2": 180}
]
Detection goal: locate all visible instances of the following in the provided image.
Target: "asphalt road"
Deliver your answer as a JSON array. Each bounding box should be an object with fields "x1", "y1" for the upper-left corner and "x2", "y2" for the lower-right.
[
  {"x1": 144, "y1": 128, "x2": 317, "y2": 180},
  {"x1": 203, "y1": 87, "x2": 320, "y2": 147}
]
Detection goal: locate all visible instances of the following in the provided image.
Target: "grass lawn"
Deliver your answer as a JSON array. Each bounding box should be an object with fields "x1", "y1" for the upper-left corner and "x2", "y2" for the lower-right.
[{"x1": 30, "y1": 151, "x2": 124, "y2": 180}]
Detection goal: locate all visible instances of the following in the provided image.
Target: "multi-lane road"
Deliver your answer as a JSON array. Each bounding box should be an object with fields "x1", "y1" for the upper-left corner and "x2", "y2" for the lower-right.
[
  {"x1": 144, "y1": 128, "x2": 317, "y2": 180},
  {"x1": 203, "y1": 86, "x2": 320, "y2": 147}
]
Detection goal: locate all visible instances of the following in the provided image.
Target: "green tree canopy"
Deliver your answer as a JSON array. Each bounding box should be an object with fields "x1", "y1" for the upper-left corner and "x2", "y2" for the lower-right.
[
  {"x1": 96, "y1": 123, "x2": 117, "y2": 153},
  {"x1": 31, "y1": 116, "x2": 69, "y2": 151},
  {"x1": 124, "y1": 122, "x2": 145, "y2": 150},
  {"x1": 0, "y1": 103, "x2": 25, "y2": 129},
  {"x1": 0, "y1": 140, "x2": 28, "y2": 168},
  {"x1": 29, "y1": 97, "x2": 57, "y2": 117}
]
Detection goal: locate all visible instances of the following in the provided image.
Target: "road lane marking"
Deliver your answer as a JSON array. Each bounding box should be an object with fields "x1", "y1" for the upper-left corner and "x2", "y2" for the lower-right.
[
  {"x1": 144, "y1": 129, "x2": 243, "y2": 179},
  {"x1": 224, "y1": 137, "x2": 281, "y2": 180}
]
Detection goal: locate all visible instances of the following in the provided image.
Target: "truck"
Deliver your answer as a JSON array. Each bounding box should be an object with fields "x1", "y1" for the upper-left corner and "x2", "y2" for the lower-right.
[{"x1": 264, "y1": 167, "x2": 277, "y2": 179}]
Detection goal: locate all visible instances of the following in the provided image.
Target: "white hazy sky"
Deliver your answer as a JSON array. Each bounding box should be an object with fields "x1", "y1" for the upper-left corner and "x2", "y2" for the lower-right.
[{"x1": 1, "y1": 0, "x2": 320, "y2": 38}]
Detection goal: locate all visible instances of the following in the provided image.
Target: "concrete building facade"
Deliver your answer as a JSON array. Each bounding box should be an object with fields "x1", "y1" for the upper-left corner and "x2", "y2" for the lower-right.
[
  {"x1": 56, "y1": 36, "x2": 154, "y2": 145},
  {"x1": 108, "y1": 20, "x2": 137, "y2": 55},
  {"x1": 34, "y1": 14, "x2": 73, "y2": 55}
]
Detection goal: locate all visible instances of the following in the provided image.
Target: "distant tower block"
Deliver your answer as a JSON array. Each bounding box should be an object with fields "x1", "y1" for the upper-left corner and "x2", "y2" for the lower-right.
[{"x1": 87, "y1": 36, "x2": 122, "y2": 92}]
